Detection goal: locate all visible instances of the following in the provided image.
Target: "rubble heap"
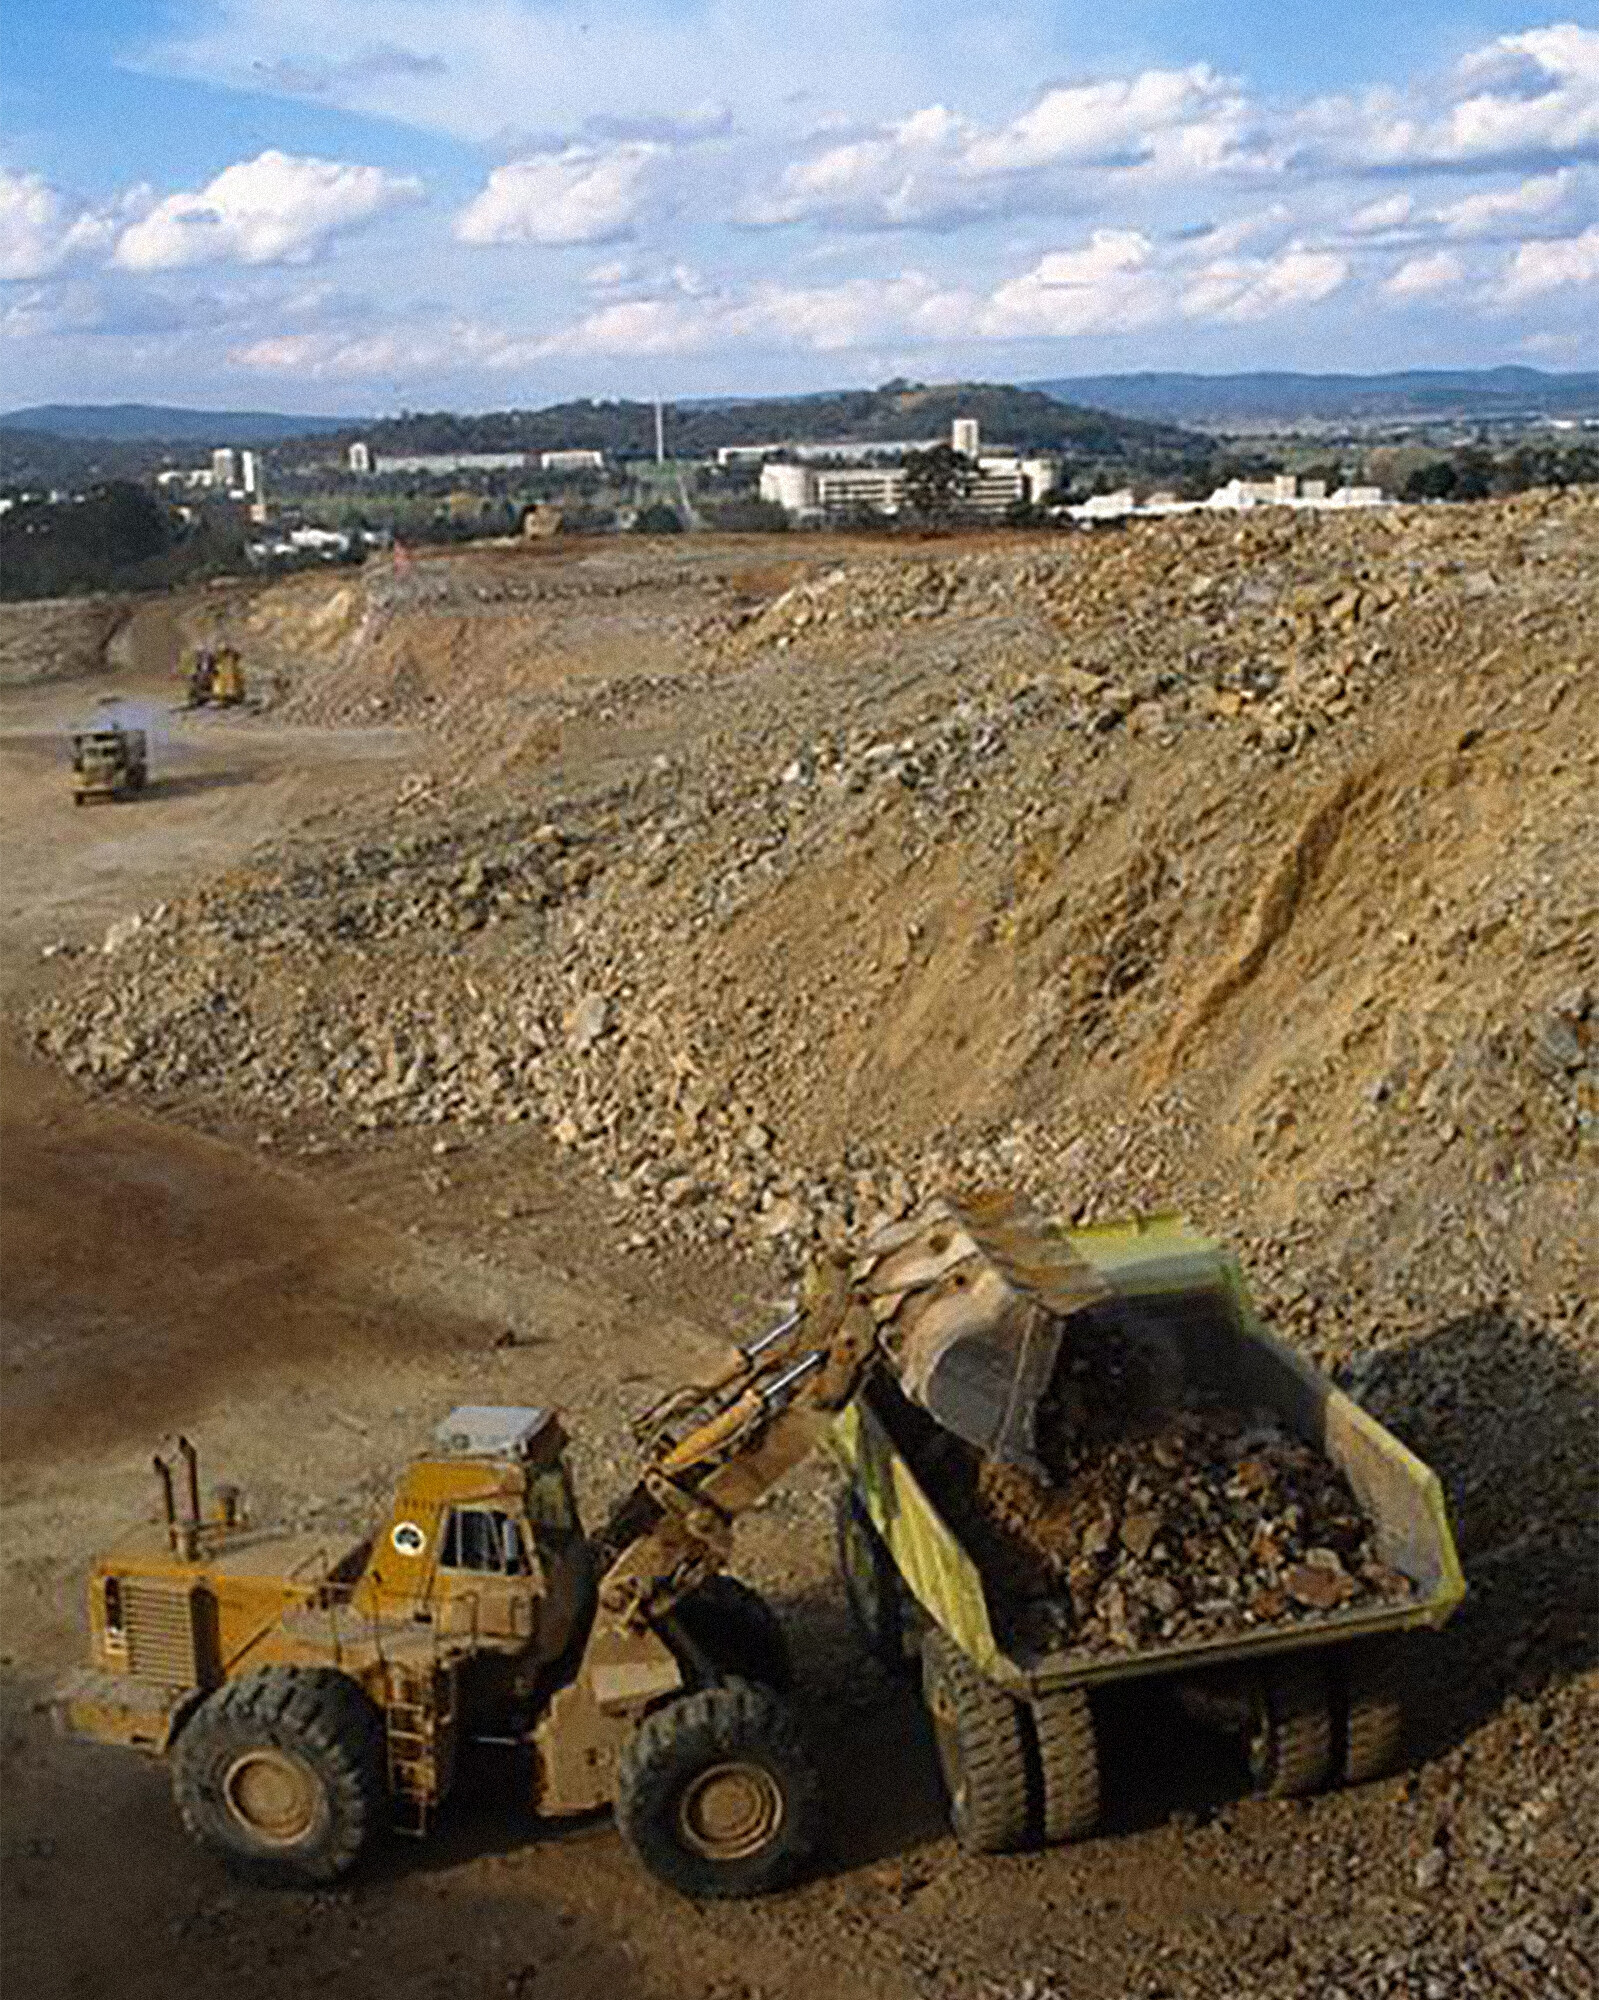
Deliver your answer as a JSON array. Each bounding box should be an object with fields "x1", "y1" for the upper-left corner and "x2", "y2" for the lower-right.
[{"x1": 969, "y1": 1316, "x2": 1414, "y2": 1657}]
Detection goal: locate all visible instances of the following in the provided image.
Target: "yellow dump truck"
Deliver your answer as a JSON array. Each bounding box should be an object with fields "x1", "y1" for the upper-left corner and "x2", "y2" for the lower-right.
[
  {"x1": 71, "y1": 723, "x2": 148, "y2": 803},
  {"x1": 832, "y1": 1209, "x2": 1466, "y2": 1851},
  {"x1": 57, "y1": 1196, "x2": 1463, "y2": 1895}
]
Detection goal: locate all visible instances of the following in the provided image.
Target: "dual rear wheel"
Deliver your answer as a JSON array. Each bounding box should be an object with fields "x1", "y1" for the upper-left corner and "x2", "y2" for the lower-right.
[{"x1": 920, "y1": 1629, "x2": 1100, "y2": 1855}]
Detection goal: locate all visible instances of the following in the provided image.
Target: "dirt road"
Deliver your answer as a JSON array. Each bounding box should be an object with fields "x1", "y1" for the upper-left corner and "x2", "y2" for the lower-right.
[{"x1": 2, "y1": 545, "x2": 1593, "y2": 2000}]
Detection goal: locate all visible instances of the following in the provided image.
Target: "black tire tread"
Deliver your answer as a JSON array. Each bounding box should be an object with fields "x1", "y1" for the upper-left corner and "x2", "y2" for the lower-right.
[
  {"x1": 1250, "y1": 1660, "x2": 1333, "y2": 1800},
  {"x1": 1341, "y1": 1644, "x2": 1406, "y2": 1784},
  {"x1": 921, "y1": 1630, "x2": 1031, "y2": 1854},
  {"x1": 615, "y1": 1679, "x2": 820, "y2": 1899},
  {"x1": 1030, "y1": 1685, "x2": 1101, "y2": 1843},
  {"x1": 172, "y1": 1666, "x2": 385, "y2": 1886}
]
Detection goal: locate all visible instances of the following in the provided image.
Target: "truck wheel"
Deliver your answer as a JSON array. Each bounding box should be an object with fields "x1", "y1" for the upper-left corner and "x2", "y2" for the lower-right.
[
  {"x1": 1246, "y1": 1659, "x2": 1333, "y2": 1799},
  {"x1": 1028, "y1": 1685, "x2": 1100, "y2": 1843},
  {"x1": 674, "y1": 1576, "x2": 792, "y2": 1691},
  {"x1": 921, "y1": 1629, "x2": 1031, "y2": 1854},
  {"x1": 171, "y1": 1666, "x2": 386, "y2": 1886},
  {"x1": 1339, "y1": 1643, "x2": 1406, "y2": 1784},
  {"x1": 836, "y1": 1490, "x2": 912, "y2": 1675},
  {"x1": 615, "y1": 1680, "x2": 820, "y2": 1899}
]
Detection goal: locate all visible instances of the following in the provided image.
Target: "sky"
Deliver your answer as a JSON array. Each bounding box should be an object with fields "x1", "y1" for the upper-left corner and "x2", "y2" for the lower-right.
[{"x1": 2, "y1": 1, "x2": 1597, "y2": 414}]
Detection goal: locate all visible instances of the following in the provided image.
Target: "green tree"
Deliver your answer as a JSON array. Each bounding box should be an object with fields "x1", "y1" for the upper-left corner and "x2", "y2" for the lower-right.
[{"x1": 902, "y1": 443, "x2": 975, "y2": 523}]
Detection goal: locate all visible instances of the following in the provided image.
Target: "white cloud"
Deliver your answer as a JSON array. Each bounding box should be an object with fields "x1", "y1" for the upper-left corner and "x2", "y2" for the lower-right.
[
  {"x1": 455, "y1": 143, "x2": 669, "y2": 247},
  {"x1": 1436, "y1": 168, "x2": 1585, "y2": 238},
  {"x1": 113, "y1": 151, "x2": 421, "y2": 271},
  {"x1": 145, "y1": 0, "x2": 1051, "y2": 150},
  {"x1": 964, "y1": 65, "x2": 1250, "y2": 175},
  {"x1": 0, "y1": 169, "x2": 145, "y2": 281},
  {"x1": 1498, "y1": 221, "x2": 1599, "y2": 297},
  {"x1": 1297, "y1": 24, "x2": 1599, "y2": 172},
  {"x1": 748, "y1": 66, "x2": 1255, "y2": 230},
  {"x1": 1182, "y1": 246, "x2": 1347, "y2": 323},
  {"x1": 1384, "y1": 250, "x2": 1466, "y2": 299},
  {"x1": 979, "y1": 231, "x2": 1166, "y2": 336},
  {"x1": 1346, "y1": 193, "x2": 1416, "y2": 238}
]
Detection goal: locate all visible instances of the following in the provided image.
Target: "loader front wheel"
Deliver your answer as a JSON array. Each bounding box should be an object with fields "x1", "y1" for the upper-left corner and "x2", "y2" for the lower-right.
[
  {"x1": 616, "y1": 1680, "x2": 820, "y2": 1898},
  {"x1": 921, "y1": 1629, "x2": 1031, "y2": 1854},
  {"x1": 1246, "y1": 1659, "x2": 1333, "y2": 1799},
  {"x1": 172, "y1": 1667, "x2": 386, "y2": 1887}
]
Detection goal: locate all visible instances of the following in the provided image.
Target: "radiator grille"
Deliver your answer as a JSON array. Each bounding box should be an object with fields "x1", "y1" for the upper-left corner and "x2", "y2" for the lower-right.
[{"x1": 123, "y1": 1579, "x2": 198, "y2": 1686}]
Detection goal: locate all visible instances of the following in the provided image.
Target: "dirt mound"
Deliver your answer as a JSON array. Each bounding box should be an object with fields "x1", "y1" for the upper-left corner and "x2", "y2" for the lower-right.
[
  {"x1": 31, "y1": 496, "x2": 1597, "y2": 1323},
  {"x1": 0, "y1": 595, "x2": 129, "y2": 685}
]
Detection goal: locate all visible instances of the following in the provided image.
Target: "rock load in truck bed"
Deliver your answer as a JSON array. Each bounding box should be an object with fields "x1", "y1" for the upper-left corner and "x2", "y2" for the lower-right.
[
  {"x1": 855, "y1": 1194, "x2": 1425, "y2": 1663},
  {"x1": 969, "y1": 1307, "x2": 1415, "y2": 1657}
]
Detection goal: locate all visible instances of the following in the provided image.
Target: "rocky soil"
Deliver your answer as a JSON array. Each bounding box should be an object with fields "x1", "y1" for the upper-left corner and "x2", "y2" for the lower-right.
[
  {"x1": 0, "y1": 593, "x2": 130, "y2": 685},
  {"x1": 14, "y1": 496, "x2": 1599, "y2": 1997}
]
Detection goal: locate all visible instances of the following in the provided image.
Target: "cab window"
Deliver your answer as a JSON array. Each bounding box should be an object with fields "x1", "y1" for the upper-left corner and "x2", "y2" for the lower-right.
[{"x1": 440, "y1": 1507, "x2": 529, "y2": 1576}]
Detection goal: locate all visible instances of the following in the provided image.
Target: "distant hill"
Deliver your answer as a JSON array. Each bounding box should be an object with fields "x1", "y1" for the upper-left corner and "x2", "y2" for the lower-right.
[
  {"x1": 351, "y1": 382, "x2": 1213, "y2": 472},
  {"x1": 0, "y1": 404, "x2": 357, "y2": 444},
  {"x1": 1028, "y1": 368, "x2": 1599, "y2": 426}
]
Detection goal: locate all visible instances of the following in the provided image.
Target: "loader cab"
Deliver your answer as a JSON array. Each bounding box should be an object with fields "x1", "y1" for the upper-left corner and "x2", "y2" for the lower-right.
[{"x1": 359, "y1": 1406, "x2": 589, "y2": 1661}]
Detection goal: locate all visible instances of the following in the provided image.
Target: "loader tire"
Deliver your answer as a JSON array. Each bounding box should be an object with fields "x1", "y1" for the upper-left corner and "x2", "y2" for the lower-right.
[
  {"x1": 1338, "y1": 1642, "x2": 1406, "y2": 1785},
  {"x1": 1028, "y1": 1685, "x2": 1100, "y2": 1843},
  {"x1": 1246, "y1": 1659, "x2": 1333, "y2": 1800},
  {"x1": 836, "y1": 1490, "x2": 912, "y2": 1675},
  {"x1": 616, "y1": 1679, "x2": 820, "y2": 1899},
  {"x1": 674, "y1": 1575, "x2": 792, "y2": 1691},
  {"x1": 921, "y1": 1629, "x2": 1031, "y2": 1854},
  {"x1": 172, "y1": 1666, "x2": 386, "y2": 1887}
]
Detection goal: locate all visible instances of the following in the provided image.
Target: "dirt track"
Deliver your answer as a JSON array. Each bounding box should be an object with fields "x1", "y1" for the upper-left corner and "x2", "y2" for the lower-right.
[{"x1": 2, "y1": 530, "x2": 1595, "y2": 2000}]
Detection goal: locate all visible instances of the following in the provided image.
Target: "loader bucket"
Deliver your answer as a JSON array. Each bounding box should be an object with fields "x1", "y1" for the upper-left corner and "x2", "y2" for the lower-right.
[{"x1": 855, "y1": 1193, "x2": 1111, "y2": 1471}]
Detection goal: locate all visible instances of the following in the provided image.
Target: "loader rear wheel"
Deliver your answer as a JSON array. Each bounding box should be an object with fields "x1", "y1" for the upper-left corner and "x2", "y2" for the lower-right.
[
  {"x1": 1246, "y1": 1659, "x2": 1333, "y2": 1799},
  {"x1": 616, "y1": 1680, "x2": 820, "y2": 1899},
  {"x1": 1338, "y1": 1642, "x2": 1406, "y2": 1785},
  {"x1": 836, "y1": 1490, "x2": 912, "y2": 1675},
  {"x1": 172, "y1": 1667, "x2": 386, "y2": 1886},
  {"x1": 921, "y1": 1629, "x2": 1031, "y2": 1854},
  {"x1": 1028, "y1": 1685, "x2": 1100, "y2": 1843},
  {"x1": 674, "y1": 1575, "x2": 792, "y2": 1691}
]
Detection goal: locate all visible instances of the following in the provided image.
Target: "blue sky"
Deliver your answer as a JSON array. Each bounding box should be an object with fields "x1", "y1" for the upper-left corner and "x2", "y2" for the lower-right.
[{"x1": 2, "y1": 2, "x2": 1596, "y2": 413}]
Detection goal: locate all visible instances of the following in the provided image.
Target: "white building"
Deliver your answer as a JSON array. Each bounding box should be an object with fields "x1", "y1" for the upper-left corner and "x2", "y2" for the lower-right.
[
  {"x1": 239, "y1": 450, "x2": 258, "y2": 497},
  {"x1": 211, "y1": 447, "x2": 237, "y2": 488},
  {"x1": 951, "y1": 417, "x2": 980, "y2": 458},
  {"x1": 758, "y1": 461, "x2": 908, "y2": 519},
  {"x1": 539, "y1": 448, "x2": 605, "y2": 472},
  {"x1": 348, "y1": 441, "x2": 372, "y2": 474},
  {"x1": 376, "y1": 451, "x2": 528, "y2": 475}
]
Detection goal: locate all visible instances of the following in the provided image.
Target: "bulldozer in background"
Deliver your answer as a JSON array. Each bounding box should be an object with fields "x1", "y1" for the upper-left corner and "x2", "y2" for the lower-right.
[
  {"x1": 55, "y1": 1194, "x2": 1463, "y2": 1898},
  {"x1": 182, "y1": 643, "x2": 246, "y2": 708}
]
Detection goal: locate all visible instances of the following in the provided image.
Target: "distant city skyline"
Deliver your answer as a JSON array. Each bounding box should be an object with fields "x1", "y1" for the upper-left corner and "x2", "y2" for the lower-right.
[{"x1": 2, "y1": 4, "x2": 1596, "y2": 412}]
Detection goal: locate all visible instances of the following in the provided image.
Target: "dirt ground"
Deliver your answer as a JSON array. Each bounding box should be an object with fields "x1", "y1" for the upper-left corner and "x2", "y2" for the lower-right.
[{"x1": 2, "y1": 540, "x2": 1594, "y2": 2000}]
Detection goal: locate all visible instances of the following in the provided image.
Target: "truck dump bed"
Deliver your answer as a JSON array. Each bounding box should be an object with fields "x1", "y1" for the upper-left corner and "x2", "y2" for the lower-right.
[{"x1": 833, "y1": 1213, "x2": 1464, "y2": 1696}]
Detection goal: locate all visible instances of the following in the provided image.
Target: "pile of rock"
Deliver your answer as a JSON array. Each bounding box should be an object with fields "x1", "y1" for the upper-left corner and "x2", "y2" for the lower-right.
[{"x1": 971, "y1": 1318, "x2": 1413, "y2": 1656}]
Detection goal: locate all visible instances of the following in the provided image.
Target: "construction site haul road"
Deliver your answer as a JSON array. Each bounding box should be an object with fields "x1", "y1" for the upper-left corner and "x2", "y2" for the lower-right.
[{"x1": 0, "y1": 496, "x2": 1595, "y2": 2000}]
